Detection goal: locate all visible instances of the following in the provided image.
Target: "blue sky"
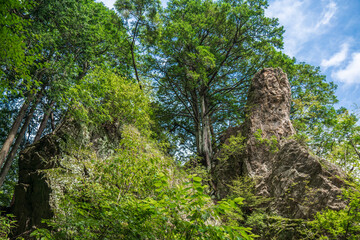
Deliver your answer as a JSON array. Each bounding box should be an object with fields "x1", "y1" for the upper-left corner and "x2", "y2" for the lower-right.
[
  {"x1": 266, "y1": 0, "x2": 360, "y2": 111},
  {"x1": 98, "y1": 0, "x2": 360, "y2": 111}
]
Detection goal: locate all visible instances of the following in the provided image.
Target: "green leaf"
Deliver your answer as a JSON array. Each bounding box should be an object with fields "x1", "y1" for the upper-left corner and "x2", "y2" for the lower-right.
[{"x1": 193, "y1": 176, "x2": 202, "y2": 183}]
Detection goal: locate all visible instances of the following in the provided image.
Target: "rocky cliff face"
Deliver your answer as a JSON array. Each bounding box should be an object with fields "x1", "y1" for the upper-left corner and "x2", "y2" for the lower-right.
[
  {"x1": 12, "y1": 135, "x2": 60, "y2": 238},
  {"x1": 11, "y1": 120, "x2": 122, "y2": 239},
  {"x1": 216, "y1": 68, "x2": 346, "y2": 219},
  {"x1": 267, "y1": 139, "x2": 346, "y2": 218}
]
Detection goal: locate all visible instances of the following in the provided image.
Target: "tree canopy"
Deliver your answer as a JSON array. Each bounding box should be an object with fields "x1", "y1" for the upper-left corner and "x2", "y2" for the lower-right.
[
  {"x1": 0, "y1": 0, "x2": 359, "y2": 239},
  {"x1": 152, "y1": 0, "x2": 283, "y2": 168}
]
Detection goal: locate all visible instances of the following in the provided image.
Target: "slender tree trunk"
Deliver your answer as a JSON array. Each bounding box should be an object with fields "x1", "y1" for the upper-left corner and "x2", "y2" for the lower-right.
[
  {"x1": 131, "y1": 46, "x2": 142, "y2": 90},
  {"x1": 195, "y1": 120, "x2": 202, "y2": 156},
  {"x1": 130, "y1": 19, "x2": 142, "y2": 90},
  {"x1": 77, "y1": 61, "x2": 89, "y2": 81},
  {"x1": 34, "y1": 100, "x2": 55, "y2": 143},
  {"x1": 0, "y1": 94, "x2": 35, "y2": 169},
  {"x1": 0, "y1": 93, "x2": 42, "y2": 187},
  {"x1": 200, "y1": 94, "x2": 213, "y2": 170},
  {"x1": 192, "y1": 90, "x2": 200, "y2": 157},
  {"x1": 193, "y1": 90, "x2": 213, "y2": 170},
  {"x1": 349, "y1": 139, "x2": 360, "y2": 160},
  {"x1": 50, "y1": 112, "x2": 56, "y2": 131}
]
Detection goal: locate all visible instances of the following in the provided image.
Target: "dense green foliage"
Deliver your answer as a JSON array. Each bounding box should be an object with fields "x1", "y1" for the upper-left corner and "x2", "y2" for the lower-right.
[
  {"x1": 65, "y1": 68, "x2": 152, "y2": 131},
  {"x1": 309, "y1": 182, "x2": 360, "y2": 239},
  {"x1": 0, "y1": 0, "x2": 38, "y2": 91},
  {"x1": 23, "y1": 69, "x2": 254, "y2": 239},
  {"x1": 0, "y1": 0, "x2": 359, "y2": 239},
  {"x1": 114, "y1": 0, "x2": 162, "y2": 89},
  {"x1": 152, "y1": 0, "x2": 284, "y2": 168},
  {"x1": 0, "y1": 0, "x2": 132, "y2": 204},
  {"x1": 31, "y1": 125, "x2": 255, "y2": 239}
]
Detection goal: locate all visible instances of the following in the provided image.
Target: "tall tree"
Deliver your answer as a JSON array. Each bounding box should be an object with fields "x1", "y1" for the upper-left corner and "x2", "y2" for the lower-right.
[
  {"x1": 0, "y1": 92, "x2": 42, "y2": 186},
  {"x1": 153, "y1": 0, "x2": 283, "y2": 169},
  {"x1": 115, "y1": 0, "x2": 162, "y2": 90},
  {"x1": 0, "y1": 0, "x2": 131, "y2": 189}
]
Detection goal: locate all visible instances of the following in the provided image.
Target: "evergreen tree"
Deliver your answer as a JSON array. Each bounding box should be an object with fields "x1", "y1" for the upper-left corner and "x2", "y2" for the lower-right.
[{"x1": 152, "y1": 0, "x2": 283, "y2": 168}]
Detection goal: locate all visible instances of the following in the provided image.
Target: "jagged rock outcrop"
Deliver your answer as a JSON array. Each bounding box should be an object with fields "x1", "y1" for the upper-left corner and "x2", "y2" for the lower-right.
[
  {"x1": 12, "y1": 135, "x2": 61, "y2": 238},
  {"x1": 267, "y1": 140, "x2": 346, "y2": 218},
  {"x1": 216, "y1": 68, "x2": 347, "y2": 219},
  {"x1": 11, "y1": 120, "x2": 122, "y2": 239}
]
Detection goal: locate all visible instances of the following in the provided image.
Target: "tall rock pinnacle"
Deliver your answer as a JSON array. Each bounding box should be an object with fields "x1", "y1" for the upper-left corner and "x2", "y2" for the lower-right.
[
  {"x1": 216, "y1": 67, "x2": 347, "y2": 219},
  {"x1": 244, "y1": 68, "x2": 295, "y2": 140},
  {"x1": 242, "y1": 68, "x2": 296, "y2": 179}
]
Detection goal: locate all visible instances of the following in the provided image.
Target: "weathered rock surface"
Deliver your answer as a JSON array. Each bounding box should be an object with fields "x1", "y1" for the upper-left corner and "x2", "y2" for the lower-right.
[
  {"x1": 216, "y1": 67, "x2": 347, "y2": 219},
  {"x1": 268, "y1": 140, "x2": 346, "y2": 218},
  {"x1": 242, "y1": 68, "x2": 295, "y2": 178},
  {"x1": 12, "y1": 135, "x2": 60, "y2": 238},
  {"x1": 11, "y1": 120, "x2": 122, "y2": 239}
]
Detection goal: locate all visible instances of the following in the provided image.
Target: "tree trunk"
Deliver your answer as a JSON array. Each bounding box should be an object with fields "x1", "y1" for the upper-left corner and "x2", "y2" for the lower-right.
[
  {"x1": 34, "y1": 100, "x2": 55, "y2": 143},
  {"x1": 350, "y1": 139, "x2": 360, "y2": 160},
  {"x1": 195, "y1": 119, "x2": 202, "y2": 160},
  {"x1": 0, "y1": 94, "x2": 34, "y2": 169},
  {"x1": 0, "y1": 93, "x2": 42, "y2": 187},
  {"x1": 130, "y1": 18, "x2": 142, "y2": 90},
  {"x1": 50, "y1": 112, "x2": 56, "y2": 131},
  {"x1": 199, "y1": 94, "x2": 213, "y2": 170}
]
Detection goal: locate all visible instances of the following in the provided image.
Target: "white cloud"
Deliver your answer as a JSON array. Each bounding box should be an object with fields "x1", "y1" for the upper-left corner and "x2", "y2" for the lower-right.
[
  {"x1": 332, "y1": 52, "x2": 360, "y2": 84},
  {"x1": 315, "y1": 1, "x2": 337, "y2": 28},
  {"x1": 321, "y1": 43, "x2": 349, "y2": 68},
  {"x1": 266, "y1": 0, "x2": 338, "y2": 56}
]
